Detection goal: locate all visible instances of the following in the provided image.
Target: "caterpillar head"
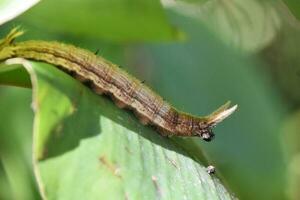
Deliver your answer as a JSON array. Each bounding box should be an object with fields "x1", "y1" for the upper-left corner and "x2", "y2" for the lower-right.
[
  {"x1": 196, "y1": 126, "x2": 214, "y2": 142},
  {"x1": 195, "y1": 102, "x2": 237, "y2": 142}
]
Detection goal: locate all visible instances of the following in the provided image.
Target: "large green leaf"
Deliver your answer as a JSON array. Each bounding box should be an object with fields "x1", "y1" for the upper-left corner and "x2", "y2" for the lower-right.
[
  {"x1": 0, "y1": 59, "x2": 234, "y2": 199},
  {"x1": 11, "y1": 0, "x2": 180, "y2": 42}
]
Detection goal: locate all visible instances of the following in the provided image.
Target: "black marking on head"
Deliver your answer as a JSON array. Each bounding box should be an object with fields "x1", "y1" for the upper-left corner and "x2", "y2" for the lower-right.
[
  {"x1": 201, "y1": 128, "x2": 214, "y2": 142},
  {"x1": 194, "y1": 122, "x2": 215, "y2": 142}
]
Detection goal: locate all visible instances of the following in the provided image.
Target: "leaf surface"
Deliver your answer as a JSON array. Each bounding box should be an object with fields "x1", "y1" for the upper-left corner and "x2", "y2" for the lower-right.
[
  {"x1": 14, "y1": 0, "x2": 181, "y2": 42},
  {"x1": 0, "y1": 59, "x2": 234, "y2": 200}
]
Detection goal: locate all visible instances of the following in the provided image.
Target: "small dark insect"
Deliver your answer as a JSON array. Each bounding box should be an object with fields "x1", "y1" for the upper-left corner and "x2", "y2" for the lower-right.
[{"x1": 206, "y1": 165, "x2": 216, "y2": 174}]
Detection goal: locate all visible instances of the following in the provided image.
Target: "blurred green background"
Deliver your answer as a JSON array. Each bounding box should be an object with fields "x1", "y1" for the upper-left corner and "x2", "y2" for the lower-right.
[{"x1": 1, "y1": 0, "x2": 300, "y2": 199}]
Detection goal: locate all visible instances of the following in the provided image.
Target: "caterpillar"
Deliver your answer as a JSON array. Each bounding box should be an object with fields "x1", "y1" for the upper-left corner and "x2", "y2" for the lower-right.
[{"x1": 0, "y1": 28, "x2": 237, "y2": 141}]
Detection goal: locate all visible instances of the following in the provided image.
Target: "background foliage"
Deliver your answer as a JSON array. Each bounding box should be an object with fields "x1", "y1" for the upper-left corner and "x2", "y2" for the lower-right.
[{"x1": 0, "y1": 0, "x2": 300, "y2": 199}]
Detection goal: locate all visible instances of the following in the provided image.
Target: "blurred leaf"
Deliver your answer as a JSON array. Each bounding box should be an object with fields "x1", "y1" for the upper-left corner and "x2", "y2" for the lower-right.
[
  {"x1": 0, "y1": 86, "x2": 39, "y2": 200},
  {"x1": 0, "y1": 0, "x2": 39, "y2": 25},
  {"x1": 281, "y1": 110, "x2": 300, "y2": 200},
  {"x1": 281, "y1": 110, "x2": 300, "y2": 157},
  {"x1": 125, "y1": 11, "x2": 286, "y2": 199},
  {"x1": 171, "y1": 0, "x2": 210, "y2": 4},
  {"x1": 162, "y1": 0, "x2": 281, "y2": 52},
  {"x1": 286, "y1": 154, "x2": 300, "y2": 200},
  {"x1": 0, "y1": 59, "x2": 235, "y2": 199},
  {"x1": 260, "y1": 22, "x2": 300, "y2": 108},
  {"x1": 282, "y1": 0, "x2": 300, "y2": 20},
  {"x1": 0, "y1": 162, "x2": 13, "y2": 200},
  {"x1": 14, "y1": 0, "x2": 181, "y2": 42},
  {"x1": 0, "y1": 63, "x2": 31, "y2": 87}
]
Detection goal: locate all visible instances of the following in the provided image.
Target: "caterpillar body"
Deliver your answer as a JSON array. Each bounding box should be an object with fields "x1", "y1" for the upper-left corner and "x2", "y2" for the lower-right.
[{"x1": 0, "y1": 28, "x2": 237, "y2": 141}]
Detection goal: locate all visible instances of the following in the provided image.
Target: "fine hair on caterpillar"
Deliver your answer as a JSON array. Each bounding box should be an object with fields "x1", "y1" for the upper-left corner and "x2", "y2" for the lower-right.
[{"x1": 0, "y1": 28, "x2": 237, "y2": 141}]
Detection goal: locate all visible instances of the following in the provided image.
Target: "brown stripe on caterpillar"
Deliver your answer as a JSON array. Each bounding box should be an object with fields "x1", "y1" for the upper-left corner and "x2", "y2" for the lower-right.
[{"x1": 0, "y1": 28, "x2": 238, "y2": 141}]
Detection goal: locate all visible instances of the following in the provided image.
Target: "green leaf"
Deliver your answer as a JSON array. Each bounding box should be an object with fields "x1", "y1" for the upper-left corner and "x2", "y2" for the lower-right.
[
  {"x1": 0, "y1": 59, "x2": 234, "y2": 199},
  {"x1": 13, "y1": 0, "x2": 181, "y2": 42},
  {"x1": 0, "y1": 0, "x2": 39, "y2": 25},
  {"x1": 0, "y1": 86, "x2": 38, "y2": 200},
  {"x1": 282, "y1": 0, "x2": 300, "y2": 20},
  {"x1": 0, "y1": 63, "x2": 31, "y2": 87},
  {"x1": 162, "y1": 0, "x2": 281, "y2": 52}
]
